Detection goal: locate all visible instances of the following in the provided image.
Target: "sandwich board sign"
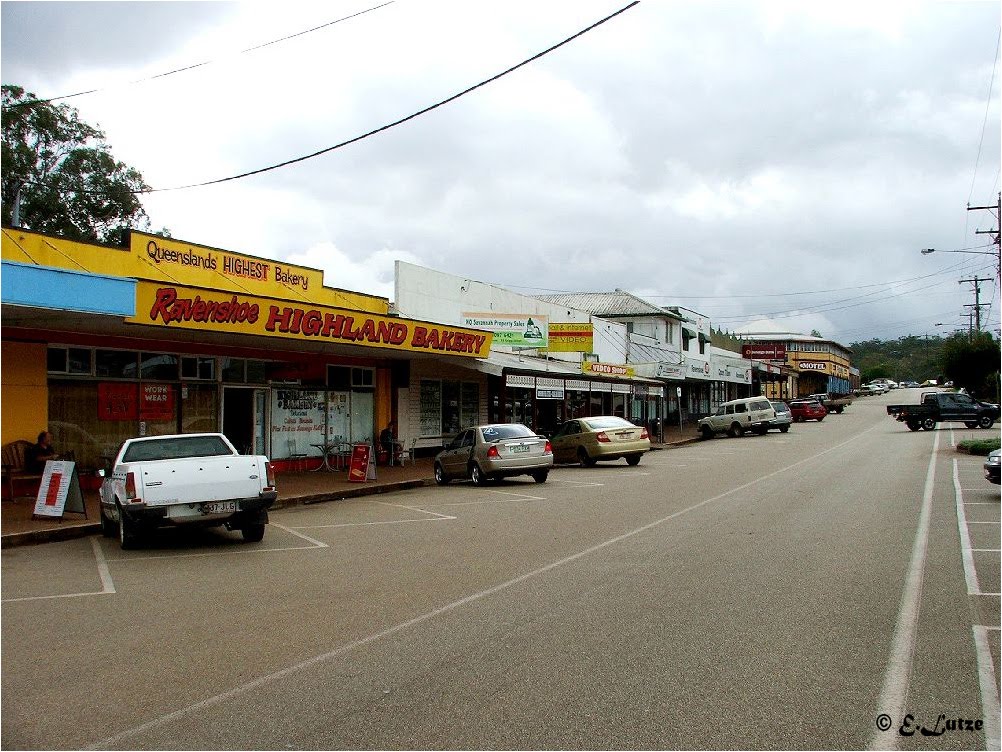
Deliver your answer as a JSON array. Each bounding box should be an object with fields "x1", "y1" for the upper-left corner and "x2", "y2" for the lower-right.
[{"x1": 33, "y1": 460, "x2": 87, "y2": 520}]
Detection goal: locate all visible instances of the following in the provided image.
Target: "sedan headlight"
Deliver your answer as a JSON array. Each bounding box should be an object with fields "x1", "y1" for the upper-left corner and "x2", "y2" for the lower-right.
[{"x1": 986, "y1": 454, "x2": 1001, "y2": 467}]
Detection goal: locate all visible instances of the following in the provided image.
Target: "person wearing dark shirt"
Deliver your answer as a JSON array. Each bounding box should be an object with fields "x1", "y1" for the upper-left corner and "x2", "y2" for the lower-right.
[
  {"x1": 379, "y1": 421, "x2": 398, "y2": 465},
  {"x1": 26, "y1": 430, "x2": 57, "y2": 473}
]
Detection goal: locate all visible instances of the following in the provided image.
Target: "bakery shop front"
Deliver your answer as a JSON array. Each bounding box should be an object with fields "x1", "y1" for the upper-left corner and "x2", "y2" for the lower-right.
[{"x1": 1, "y1": 228, "x2": 492, "y2": 477}]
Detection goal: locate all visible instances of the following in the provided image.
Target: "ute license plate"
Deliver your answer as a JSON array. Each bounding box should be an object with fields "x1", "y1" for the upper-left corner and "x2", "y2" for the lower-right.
[
  {"x1": 203, "y1": 501, "x2": 237, "y2": 515},
  {"x1": 509, "y1": 444, "x2": 530, "y2": 454}
]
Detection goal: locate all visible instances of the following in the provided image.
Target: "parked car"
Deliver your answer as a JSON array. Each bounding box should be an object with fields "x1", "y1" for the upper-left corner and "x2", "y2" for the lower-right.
[
  {"x1": 550, "y1": 416, "x2": 651, "y2": 466},
  {"x1": 697, "y1": 397, "x2": 776, "y2": 439},
  {"x1": 808, "y1": 392, "x2": 853, "y2": 414},
  {"x1": 985, "y1": 449, "x2": 1000, "y2": 485},
  {"x1": 767, "y1": 401, "x2": 792, "y2": 433},
  {"x1": 788, "y1": 399, "x2": 828, "y2": 422},
  {"x1": 887, "y1": 391, "x2": 999, "y2": 431},
  {"x1": 434, "y1": 423, "x2": 552, "y2": 485},
  {"x1": 99, "y1": 433, "x2": 277, "y2": 548}
]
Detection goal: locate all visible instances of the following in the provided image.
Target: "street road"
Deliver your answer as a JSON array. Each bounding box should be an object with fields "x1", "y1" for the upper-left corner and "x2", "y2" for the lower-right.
[{"x1": 2, "y1": 391, "x2": 999, "y2": 750}]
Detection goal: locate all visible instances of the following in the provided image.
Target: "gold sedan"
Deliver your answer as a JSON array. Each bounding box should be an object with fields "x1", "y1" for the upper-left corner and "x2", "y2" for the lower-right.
[{"x1": 550, "y1": 416, "x2": 651, "y2": 467}]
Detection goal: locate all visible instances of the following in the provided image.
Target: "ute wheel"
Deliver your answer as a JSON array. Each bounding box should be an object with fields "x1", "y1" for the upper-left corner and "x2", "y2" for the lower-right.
[
  {"x1": 754, "y1": 427, "x2": 768, "y2": 435},
  {"x1": 625, "y1": 454, "x2": 642, "y2": 466},
  {"x1": 434, "y1": 463, "x2": 449, "y2": 485},
  {"x1": 779, "y1": 425, "x2": 790, "y2": 433},
  {"x1": 471, "y1": 463, "x2": 489, "y2": 486},
  {"x1": 816, "y1": 416, "x2": 824, "y2": 422},
  {"x1": 921, "y1": 418, "x2": 937, "y2": 431},
  {"x1": 578, "y1": 447, "x2": 596, "y2": 467},
  {"x1": 118, "y1": 505, "x2": 140, "y2": 550},
  {"x1": 532, "y1": 471, "x2": 548, "y2": 483},
  {"x1": 965, "y1": 421, "x2": 979, "y2": 429},
  {"x1": 699, "y1": 425, "x2": 714, "y2": 440},
  {"x1": 906, "y1": 421, "x2": 920, "y2": 431},
  {"x1": 241, "y1": 523, "x2": 265, "y2": 543},
  {"x1": 834, "y1": 407, "x2": 844, "y2": 414},
  {"x1": 727, "y1": 422, "x2": 743, "y2": 438},
  {"x1": 978, "y1": 415, "x2": 995, "y2": 429}
]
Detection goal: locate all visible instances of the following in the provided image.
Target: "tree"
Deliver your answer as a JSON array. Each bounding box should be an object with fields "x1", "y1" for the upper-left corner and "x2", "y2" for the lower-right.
[
  {"x1": 2, "y1": 84, "x2": 151, "y2": 243},
  {"x1": 941, "y1": 331, "x2": 1001, "y2": 399}
]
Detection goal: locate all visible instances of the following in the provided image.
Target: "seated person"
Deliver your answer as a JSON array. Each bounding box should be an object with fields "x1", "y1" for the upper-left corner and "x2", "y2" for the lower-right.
[
  {"x1": 379, "y1": 421, "x2": 398, "y2": 464},
  {"x1": 25, "y1": 430, "x2": 58, "y2": 473}
]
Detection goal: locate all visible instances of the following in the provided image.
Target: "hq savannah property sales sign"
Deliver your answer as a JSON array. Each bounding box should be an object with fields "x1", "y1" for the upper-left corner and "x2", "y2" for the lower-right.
[{"x1": 127, "y1": 282, "x2": 493, "y2": 357}]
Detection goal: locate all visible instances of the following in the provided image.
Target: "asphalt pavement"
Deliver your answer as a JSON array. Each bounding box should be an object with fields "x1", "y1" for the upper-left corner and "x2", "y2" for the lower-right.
[{"x1": 2, "y1": 390, "x2": 998, "y2": 750}]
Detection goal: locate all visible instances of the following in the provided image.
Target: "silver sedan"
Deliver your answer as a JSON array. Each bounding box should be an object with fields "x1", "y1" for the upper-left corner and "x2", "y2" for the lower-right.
[{"x1": 434, "y1": 423, "x2": 553, "y2": 485}]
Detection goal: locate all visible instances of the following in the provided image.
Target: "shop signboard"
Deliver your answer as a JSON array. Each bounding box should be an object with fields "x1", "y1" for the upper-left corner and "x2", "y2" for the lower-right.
[
  {"x1": 545, "y1": 323, "x2": 593, "y2": 353},
  {"x1": 506, "y1": 374, "x2": 536, "y2": 388},
  {"x1": 656, "y1": 362, "x2": 685, "y2": 380},
  {"x1": 742, "y1": 344, "x2": 786, "y2": 360},
  {"x1": 582, "y1": 362, "x2": 634, "y2": 379},
  {"x1": 462, "y1": 313, "x2": 548, "y2": 349},
  {"x1": 536, "y1": 377, "x2": 565, "y2": 400},
  {"x1": 32, "y1": 461, "x2": 85, "y2": 519},
  {"x1": 799, "y1": 361, "x2": 829, "y2": 373},
  {"x1": 685, "y1": 355, "x2": 713, "y2": 381},
  {"x1": 129, "y1": 282, "x2": 493, "y2": 358},
  {"x1": 271, "y1": 389, "x2": 325, "y2": 454}
]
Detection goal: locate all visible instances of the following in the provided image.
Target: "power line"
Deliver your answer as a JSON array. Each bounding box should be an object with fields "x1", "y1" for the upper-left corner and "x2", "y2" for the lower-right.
[
  {"x1": 3, "y1": 3, "x2": 396, "y2": 109},
  {"x1": 141, "y1": 1, "x2": 639, "y2": 193}
]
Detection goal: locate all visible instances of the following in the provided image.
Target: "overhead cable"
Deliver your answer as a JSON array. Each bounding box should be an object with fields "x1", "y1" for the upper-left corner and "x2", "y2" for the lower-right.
[{"x1": 3, "y1": 2, "x2": 396, "y2": 109}]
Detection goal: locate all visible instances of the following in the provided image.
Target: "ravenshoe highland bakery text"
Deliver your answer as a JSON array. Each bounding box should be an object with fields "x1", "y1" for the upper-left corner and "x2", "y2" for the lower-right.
[{"x1": 132, "y1": 284, "x2": 491, "y2": 356}]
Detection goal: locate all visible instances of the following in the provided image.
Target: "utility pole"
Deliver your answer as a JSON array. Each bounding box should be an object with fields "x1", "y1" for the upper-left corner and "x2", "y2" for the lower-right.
[
  {"x1": 959, "y1": 276, "x2": 990, "y2": 332},
  {"x1": 967, "y1": 192, "x2": 1001, "y2": 278}
]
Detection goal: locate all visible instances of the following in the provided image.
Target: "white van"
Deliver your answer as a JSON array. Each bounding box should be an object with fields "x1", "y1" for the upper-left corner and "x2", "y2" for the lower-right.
[{"x1": 697, "y1": 397, "x2": 777, "y2": 439}]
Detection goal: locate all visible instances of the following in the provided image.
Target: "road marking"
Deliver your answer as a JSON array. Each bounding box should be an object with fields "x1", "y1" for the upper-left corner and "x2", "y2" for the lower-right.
[
  {"x1": 972, "y1": 548, "x2": 1002, "y2": 552},
  {"x1": 270, "y1": 523, "x2": 329, "y2": 548},
  {"x1": 86, "y1": 423, "x2": 889, "y2": 750},
  {"x1": 953, "y1": 460, "x2": 982, "y2": 596},
  {"x1": 549, "y1": 478, "x2": 605, "y2": 487},
  {"x1": 870, "y1": 430, "x2": 939, "y2": 751},
  {"x1": 968, "y1": 521, "x2": 1001, "y2": 525},
  {"x1": 91, "y1": 536, "x2": 116, "y2": 593},
  {"x1": 1, "y1": 537, "x2": 117, "y2": 603},
  {"x1": 368, "y1": 500, "x2": 456, "y2": 520},
  {"x1": 973, "y1": 625, "x2": 1001, "y2": 750}
]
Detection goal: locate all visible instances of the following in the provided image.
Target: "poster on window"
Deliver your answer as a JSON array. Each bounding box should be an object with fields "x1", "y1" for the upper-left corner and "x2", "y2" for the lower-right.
[
  {"x1": 98, "y1": 383, "x2": 138, "y2": 421},
  {"x1": 140, "y1": 383, "x2": 175, "y2": 420},
  {"x1": 419, "y1": 381, "x2": 442, "y2": 437},
  {"x1": 271, "y1": 389, "x2": 325, "y2": 457}
]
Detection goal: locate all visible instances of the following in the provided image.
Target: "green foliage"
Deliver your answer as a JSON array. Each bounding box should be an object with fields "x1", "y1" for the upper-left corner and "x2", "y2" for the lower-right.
[
  {"x1": 2, "y1": 84, "x2": 150, "y2": 242},
  {"x1": 957, "y1": 438, "x2": 1001, "y2": 456},
  {"x1": 941, "y1": 331, "x2": 1001, "y2": 400},
  {"x1": 850, "y1": 334, "x2": 947, "y2": 384}
]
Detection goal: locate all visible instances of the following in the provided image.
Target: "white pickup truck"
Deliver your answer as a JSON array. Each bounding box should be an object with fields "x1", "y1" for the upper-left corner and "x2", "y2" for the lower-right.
[{"x1": 99, "y1": 433, "x2": 278, "y2": 549}]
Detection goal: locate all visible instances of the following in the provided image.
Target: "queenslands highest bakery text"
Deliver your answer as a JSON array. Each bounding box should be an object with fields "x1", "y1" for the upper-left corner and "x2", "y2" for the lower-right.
[{"x1": 131, "y1": 285, "x2": 492, "y2": 357}]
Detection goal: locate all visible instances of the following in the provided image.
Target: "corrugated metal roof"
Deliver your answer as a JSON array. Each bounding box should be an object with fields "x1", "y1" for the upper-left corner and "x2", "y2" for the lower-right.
[{"x1": 536, "y1": 291, "x2": 683, "y2": 319}]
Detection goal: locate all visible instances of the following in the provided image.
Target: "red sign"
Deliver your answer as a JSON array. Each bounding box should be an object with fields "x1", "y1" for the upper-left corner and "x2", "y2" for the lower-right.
[
  {"x1": 98, "y1": 383, "x2": 138, "y2": 421},
  {"x1": 742, "y1": 344, "x2": 786, "y2": 360},
  {"x1": 140, "y1": 383, "x2": 175, "y2": 421},
  {"x1": 348, "y1": 444, "x2": 372, "y2": 483}
]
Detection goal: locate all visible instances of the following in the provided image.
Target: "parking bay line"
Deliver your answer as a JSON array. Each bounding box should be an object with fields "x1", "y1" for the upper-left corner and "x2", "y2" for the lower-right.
[
  {"x1": 2, "y1": 538, "x2": 116, "y2": 604},
  {"x1": 87, "y1": 424, "x2": 888, "y2": 751},
  {"x1": 290, "y1": 500, "x2": 457, "y2": 529}
]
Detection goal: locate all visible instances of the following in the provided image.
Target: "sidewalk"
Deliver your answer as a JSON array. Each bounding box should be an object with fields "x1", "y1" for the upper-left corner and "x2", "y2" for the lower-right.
[{"x1": 1, "y1": 425, "x2": 698, "y2": 548}]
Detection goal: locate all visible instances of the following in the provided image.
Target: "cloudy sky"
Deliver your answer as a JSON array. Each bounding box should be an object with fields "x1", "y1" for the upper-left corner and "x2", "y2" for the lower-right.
[{"x1": 2, "y1": 0, "x2": 1000, "y2": 345}]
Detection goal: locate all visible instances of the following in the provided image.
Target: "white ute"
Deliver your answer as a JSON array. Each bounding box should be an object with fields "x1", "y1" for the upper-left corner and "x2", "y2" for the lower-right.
[{"x1": 99, "y1": 433, "x2": 278, "y2": 549}]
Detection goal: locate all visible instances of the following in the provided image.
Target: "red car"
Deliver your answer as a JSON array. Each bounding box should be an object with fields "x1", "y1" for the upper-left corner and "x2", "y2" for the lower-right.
[{"x1": 789, "y1": 399, "x2": 827, "y2": 422}]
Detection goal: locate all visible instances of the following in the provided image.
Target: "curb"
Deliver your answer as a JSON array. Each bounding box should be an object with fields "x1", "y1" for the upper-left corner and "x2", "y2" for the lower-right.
[{"x1": 1, "y1": 478, "x2": 436, "y2": 549}]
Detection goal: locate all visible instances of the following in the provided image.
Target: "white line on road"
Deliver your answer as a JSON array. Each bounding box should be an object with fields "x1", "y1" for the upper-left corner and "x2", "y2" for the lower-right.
[
  {"x1": 86, "y1": 424, "x2": 886, "y2": 751},
  {"x1": 968, "y1": 521, "x2": 1001, "y2": 525},
  {"x1": 1, "y1": 537, "x2": 117, "y2": 603},
  {"x1": 973, "y1": 625, "x2": 1001, "y2": 750},
  {"x1": 270, "y1": 523, "x2": 330, "y2": 548},
  {"x1": 91, "y1": 536, "x2": 116, "y2": 593},
  {"x1": 870, "y1": 430, "x2": 939, "y2": 751},
  {"x1": 953, "y1": 460, "x2": 981, "y2": 596}
]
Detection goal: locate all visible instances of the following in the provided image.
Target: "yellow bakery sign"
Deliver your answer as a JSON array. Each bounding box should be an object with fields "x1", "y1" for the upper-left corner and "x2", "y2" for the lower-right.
[{"x1": 129, "y1": 282, "x2": 492, "y2": 357}]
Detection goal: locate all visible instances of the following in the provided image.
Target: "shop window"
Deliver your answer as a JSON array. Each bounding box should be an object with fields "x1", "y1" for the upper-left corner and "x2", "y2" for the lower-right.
[
  {"x1": 352, "y1": 367, "x2": 374, "y2": 389},
  {"x1": 246, "y1": 361, "x2": 267, "y2": 384},
  {"x1": 182, "y1": 356, "x2": 216, "y2": 381},
  {"x1": 328, "y1": 366, "x2": 351, "y2": 390},
  {"x1": 47, "y1": 346, "x2": 92, "y2": 375},
  {"x1": 140, "y1": 353, "x2": 179, "y2": 380},
  {"x1": 96, "y1": 349, "x2": 139, "y2": 379},
  {"x1": 221, "y1": 358, "x2": 246, "y2": 382},
  {"x1": 419, "y1": 379, "x2": 479, "y2": 437}
]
